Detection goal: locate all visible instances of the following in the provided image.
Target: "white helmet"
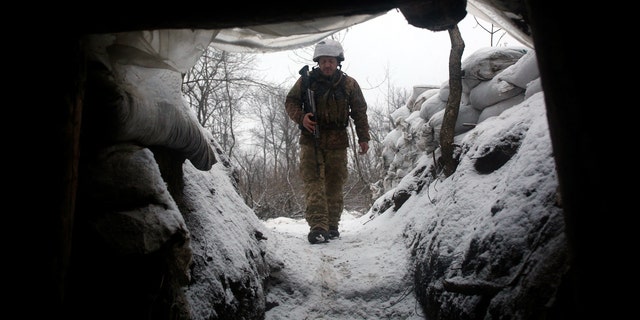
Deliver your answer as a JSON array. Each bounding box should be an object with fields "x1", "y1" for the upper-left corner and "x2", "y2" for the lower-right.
[{"x1": 313, "y1": 39, "x2": 345, "y2": 62}]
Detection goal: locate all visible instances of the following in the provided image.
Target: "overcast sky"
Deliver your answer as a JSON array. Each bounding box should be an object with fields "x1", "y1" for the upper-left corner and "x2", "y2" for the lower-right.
[{"x1": 257, "y1": 9, "x2": 528, "y2": 108}]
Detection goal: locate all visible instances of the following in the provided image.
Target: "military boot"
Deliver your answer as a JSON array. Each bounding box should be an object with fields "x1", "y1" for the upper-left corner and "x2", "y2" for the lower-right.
[
  {"x1": 328, "y1": 226, "x2": 340, "y2": 239},
  {"x1": 308, "y1": 227, "x2": 329, "y2": 244}
]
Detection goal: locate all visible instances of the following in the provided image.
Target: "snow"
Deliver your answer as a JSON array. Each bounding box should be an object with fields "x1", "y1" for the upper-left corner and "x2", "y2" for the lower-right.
[
  {"x1": 246, "y1": 45, "x2": 551, "y2": 318},
  {"x1": 263, "y1": 211, "x2": 425, "y2": 319},
  {"x1": 79, "y1": 18, "x2": 560, "y2": 317},
  {"x1": 131, "y1": 41, "x2": 555, "y2": 318}
]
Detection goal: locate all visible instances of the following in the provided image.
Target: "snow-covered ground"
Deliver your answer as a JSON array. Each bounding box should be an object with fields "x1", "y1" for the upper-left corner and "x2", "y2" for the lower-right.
[{"x1": 263, "y1": 211, "x2": 426, "y2": 319}]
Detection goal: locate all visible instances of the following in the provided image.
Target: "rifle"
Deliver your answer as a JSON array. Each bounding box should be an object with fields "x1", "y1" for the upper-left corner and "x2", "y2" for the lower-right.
[{"x1": 299, "y1": 65, "x2": 320, "y2": 175}]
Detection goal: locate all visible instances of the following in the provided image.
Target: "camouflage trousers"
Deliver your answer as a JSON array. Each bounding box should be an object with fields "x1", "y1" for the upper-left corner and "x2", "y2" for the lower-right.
[{"x1": 300, "y1": 144, "x2": 348, "y2": 231}]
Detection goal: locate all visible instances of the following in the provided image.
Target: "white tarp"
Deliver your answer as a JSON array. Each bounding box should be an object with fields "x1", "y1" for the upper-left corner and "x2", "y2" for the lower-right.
[
  {"x1": 87, "y1": 13, "x2": 383, "y2": 74},
  {"x1": 88, "y1": 4, "x2": 530, "y2": 73},
  {"x1": 210, "y1": 13, "x2": 385, "y2": 53},
  {"x1": 467, "y1": 0, "x2": 533, "y2": 48},
  {"x1": 194, "y1": 2, "x2": 533, "y2": 55}
]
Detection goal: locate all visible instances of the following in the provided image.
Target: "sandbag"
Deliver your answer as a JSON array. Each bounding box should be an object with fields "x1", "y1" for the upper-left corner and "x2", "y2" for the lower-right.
[
  {"x1": 419, "y1": 94, "x2": 447, "y2": 122},
  {"x1": 407, "y1": 85, "x2": 439, "y2": 112},
  {"x1": 497, "y1": 49, "x2": 539, "y2": 89},
  {"x1": 428, "y1": 103, "x2": 482, "y2": 141},
  {"x1": 469, "y1": 76, "x2": 525, "y2": 110},
  {"x1": 477, "y1": 93, "x2": 525, "y2": 123},
  {"x1": 461, "y1": 47, "x2": 527, "y2": 90},
  {"x1": 525, "y1": 78, "x2": 543, "y2": 99}
]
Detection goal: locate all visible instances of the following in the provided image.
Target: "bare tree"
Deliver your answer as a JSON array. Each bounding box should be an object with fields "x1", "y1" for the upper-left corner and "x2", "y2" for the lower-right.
[
  {"x1": 233, "y1": 149, "x2": 263, "y2": 208},
  {"x1": 245, "y1": 87, "x2": 294, "y2": 177},
  {"x1": 182, "y1": 48, "x2": 225, "y2": 128},
  {"x1": 235, "y1": 84, "x2": 305, "y2": 219},
  {"x1": 181, "y1": 30, "x2": 397, "y2": 217},
  {"x1": 182, "y1": 46, "x2": 258, "y2": 157},
  {"x1": 472, "y1": 16, "x2": 510, "y2": 47}
]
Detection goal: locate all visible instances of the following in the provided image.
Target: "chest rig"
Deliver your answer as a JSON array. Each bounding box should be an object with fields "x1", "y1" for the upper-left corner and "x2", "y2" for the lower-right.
[{"x1": 306, "y1": 67, "x2": 350, "y2": 130}]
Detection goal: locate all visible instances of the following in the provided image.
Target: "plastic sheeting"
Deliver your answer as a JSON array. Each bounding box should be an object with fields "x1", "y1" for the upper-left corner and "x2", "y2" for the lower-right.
[
  {"x1": 87, "y1": 13, "x2": 383, "y2": 73},
  {"x1": 467, "y1": 0, "x2": 534, "y2": 48},
  {"x1": 87, "y1": 4, "x2": 529, "y2": 73},
  {"x1": 210, "y1": 13, "x2": 386, "y2": 53},
  {"x1": 87, "y1": 30, "x2": 218, "y2": 74}
]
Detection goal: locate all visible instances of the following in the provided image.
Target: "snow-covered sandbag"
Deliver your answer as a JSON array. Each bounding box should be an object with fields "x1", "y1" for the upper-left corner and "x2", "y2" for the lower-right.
[
  {"x1": 428, "y1": 104, "x2": 482, "y2": 142},
  {"x1": 411, "y1": 88, "x2": 440, "y2": 112},
  {"x1": 416, "y1": 122, "x2": 436, "y2": 152},
  {"x1": 406, "y1": 110, "x2": 426, "y2": 132},
  {"x1": 407, "y1": 85, "x2": 439, "y2": 112},
  {"x1": 419, "y1": 94, "x2": 447, "y2": 122},
  {"x1": 437, "y1": 79, "x2": 450, "y2": 101},
  {"x1": 440, "y1": 76, "x2": 476, "y2": 94},
  {"x1": 524, "y1": 78, "x2": 543, "y2": 99},
  {"x1": 469, "y1": 76, "x2": 525, "y2": 110},
  {"x1": 389, "y1": 105, "x2": 411, "y2": 127},
  {"x1": 383, "y1": 127, "x2": 403, "y2": 150},
  {"x1": 438, "y1": 80, "x2": 471, "y2": 105},
  {"x1": 381, "y1": 146, "x2": 396, "y2": 171},
  {"x1": 497, "y1": 49, "x2": 539, "y2": 89},
  {"x1": 477, "y1": 93, "x2": 525, "y2": 123},
  {"x1": 461, "y1": 47, "x2": 527, "y2": 90},
  {"x1": 381, "y1": 128, "x2": 403, "y2": 169}
]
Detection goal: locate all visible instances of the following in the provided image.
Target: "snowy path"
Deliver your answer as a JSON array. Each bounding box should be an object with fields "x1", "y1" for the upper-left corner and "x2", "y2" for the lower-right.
[{"x1": 262, "y1": 212, "x2": 425, "y2": 319}]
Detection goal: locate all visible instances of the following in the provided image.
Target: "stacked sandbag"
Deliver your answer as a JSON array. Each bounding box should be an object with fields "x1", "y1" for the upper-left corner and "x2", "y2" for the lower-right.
[
  {"x1": 418, "y1": 85, "x2": 447, "y2": 124},
  {"x1": 381, "y1": 105, "x2": 427, "y2": 190},
  {"x1": 476, "y1": 48, "x2": 539, "y2": 121},
  {"x1": 461, "y1": 47, "x2": 527, "y2": 91},
  {"x1": 406, "y1": 84, "x2": 440, "y2": 112},
  {"x1": 377, "y1": 46, "x2": 541, "y2": 192},
  {"x1": 421, "y1": 47, "x2": 540, "y2": 153}
]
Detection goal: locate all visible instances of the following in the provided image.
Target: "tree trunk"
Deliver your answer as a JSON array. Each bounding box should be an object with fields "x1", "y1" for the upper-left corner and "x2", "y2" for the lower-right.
[{"x1": 440, "y1": 25, "x2": 464, "y2": 177}]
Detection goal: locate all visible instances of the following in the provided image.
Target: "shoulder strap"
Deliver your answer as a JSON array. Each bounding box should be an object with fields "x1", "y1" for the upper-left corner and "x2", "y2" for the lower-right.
[{"x1": 299, "y1": 65, "x2": 310, "y2": 92}]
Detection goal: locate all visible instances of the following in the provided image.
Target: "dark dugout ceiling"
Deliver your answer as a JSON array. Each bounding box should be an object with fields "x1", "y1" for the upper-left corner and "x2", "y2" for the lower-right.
[{"x1": 68, "y1": 0, "x2": 469, "y2": 34}]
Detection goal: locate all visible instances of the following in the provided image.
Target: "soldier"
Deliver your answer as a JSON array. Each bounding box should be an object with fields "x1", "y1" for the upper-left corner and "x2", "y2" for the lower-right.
[{"x1": 285, "y1": 39, "x2": 371, "y2": 244}]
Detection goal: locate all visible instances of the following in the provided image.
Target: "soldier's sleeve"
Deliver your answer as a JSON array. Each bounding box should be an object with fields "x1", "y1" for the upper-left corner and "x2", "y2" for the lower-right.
[
  {"x1": 285, "y1": 77, "x2": 305, "y2": 125},
  {"x1": 347, "y1": 77, "x2": 371, "y2": 143}
]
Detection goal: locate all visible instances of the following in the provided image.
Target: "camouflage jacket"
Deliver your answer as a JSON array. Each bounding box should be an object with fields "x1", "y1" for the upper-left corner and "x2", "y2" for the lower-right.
[{"x1": 285, "y1": 67, "x2": 370, "y2": 149}]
